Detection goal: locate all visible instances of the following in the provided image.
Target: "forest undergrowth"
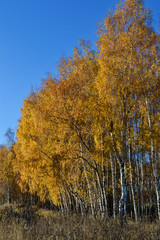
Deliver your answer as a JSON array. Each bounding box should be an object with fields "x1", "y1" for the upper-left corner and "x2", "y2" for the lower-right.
[{"x1": 0, "y1": 204, "x2": 160, "y2": 240}]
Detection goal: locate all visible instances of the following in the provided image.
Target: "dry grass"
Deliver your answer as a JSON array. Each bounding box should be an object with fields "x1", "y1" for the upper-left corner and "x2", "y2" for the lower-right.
[{"x1": 0, "y1": 204, "x2": 160, "y2": 239}]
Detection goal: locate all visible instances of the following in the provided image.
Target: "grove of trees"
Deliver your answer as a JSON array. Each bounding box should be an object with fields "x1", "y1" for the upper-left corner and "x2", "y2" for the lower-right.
[{"x1": 0, "y1": 0, "x2": 159, "y2": 224}]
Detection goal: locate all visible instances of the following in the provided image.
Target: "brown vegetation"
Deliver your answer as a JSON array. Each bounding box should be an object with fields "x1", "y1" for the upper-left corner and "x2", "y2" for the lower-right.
[{"x1": 0, "y1": 204, "x2": 160, "y2": 240}]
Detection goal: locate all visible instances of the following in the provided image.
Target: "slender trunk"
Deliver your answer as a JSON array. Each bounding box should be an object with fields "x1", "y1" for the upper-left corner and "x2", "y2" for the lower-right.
[
  {"x1": 80, "y1": 142, "x2": 95, "y2": 217},
  {"x1": 59, "y1": 191, "x2": 64, "y2": 212},
  {"x1": 146, "y1": 98, "x2": 160, "y2": 220},
  {"x1": 129, "y1": 142, "x2": 138, "y2": 222},
  {"x1": 7, "y1": 182, "x2": 11, "y2": 204},
  {"x1": 119, "y1": 161, "x2": 127, "y2": 223},
  {"x1": 140, "y1": 149, "x2": 144, "y2": 218},
  {"x1": 110, "y1": 154, "x2": 116, "y2": 220},
  {"x1": 110, "y1": 97, "x2": 128, "y2": 223},
  {"x1": 102, "y1": 167, "x2": 108, "y2": 218},
  {"x1": 95, "y1": 162, "x2": 108, "y2": 218},
  {"x1": 120, "y1": 99, "x2": 127, "y2": 223},
  {"x1": 65, "y1": 184, "x2": 75, "y2": 212},
  {"x1": 110, "y1": 130, "x2": 127, "y2": 223},
  {"x1": 151, "y1": 139, "x2": 160, "y2": 219},
  {"x1": 136, "y1": 152, "x2": 141, "y2": 218},
  {"x1": 129, "y1": 187, "x2": 133, "y2": 218},
  {"x1": 95, "y1": 169, "x2": 104, "y2": 217},
  {"x1": 101, "y1": 135, "x2": 108, "y2": 217}
]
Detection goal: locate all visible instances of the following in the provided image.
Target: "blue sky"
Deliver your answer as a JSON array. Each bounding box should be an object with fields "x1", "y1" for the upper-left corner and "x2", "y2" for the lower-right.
[{"x1": 0, "y1": 0, "x2": 159, "y2": 144}]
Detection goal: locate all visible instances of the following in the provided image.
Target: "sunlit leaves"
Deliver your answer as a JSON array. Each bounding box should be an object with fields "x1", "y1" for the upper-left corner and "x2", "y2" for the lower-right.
[{"x1": 11, "y1": 0, "x2": 159, "y2": 215}]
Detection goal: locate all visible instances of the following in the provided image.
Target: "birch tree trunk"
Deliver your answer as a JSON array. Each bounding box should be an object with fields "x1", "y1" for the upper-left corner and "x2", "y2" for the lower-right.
[
  {"x1": 119, "y1": 161, "x2": 127, "y2": 224},
  {"x1": 129, "y1": 142, "x2": 138, "y2": 222},
  {"x1": 140, "y1": 148, "x2": 144, "y2": 218},
  {"x1": 102, "y1": 162, "x2": 108, "y2": 218},
  {"x1": 110, "y1": 154, "x2": 116, "y2": 220},
  {"x1": 80, "y1": 142, "x2": 95, "y2": 217},
  {"x1": 151, "y1": 139, "x2": 160, "y2": 219},
  {"x1": 95, "y1": 168, "x2": 104, "y2": 217},
  {"x1": 110, "y1": 130, "x2": 127, "y2": 224},
  {"x1": 101, "y1": 135, "x2": 108, "y2": 218},
  {"x1": 146, "y1": 98, "x2": 160, "y2": 220},
  {"x1": 135, "y1": 155, "x2": 141, "y2": 218}
]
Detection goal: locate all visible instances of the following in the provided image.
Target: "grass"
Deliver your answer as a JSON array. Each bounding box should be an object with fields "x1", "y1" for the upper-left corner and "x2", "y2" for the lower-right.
[{"x1": 0, "y1": 204, "x2": 160, "y2": 239}]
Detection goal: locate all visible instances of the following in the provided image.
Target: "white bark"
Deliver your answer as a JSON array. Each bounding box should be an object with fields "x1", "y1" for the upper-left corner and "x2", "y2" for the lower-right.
[
  {"x1": 146, "y1": 98, "x2": 160, "y2": 220},
  {"x1": 80, "y1": 142, "x2": 95, "y2": 217},
  {"x1": 119, "y1": 161, "x2": 127, "y2": 223},
  {"x1": 110, "y1": 154, "x2": 116, "y2": 220},
  {"x1": 140, "y1": 150, "x2": 144, "y2": 217},
  {"x1": 110, "y1": 131, "x2": 127, "y2": 223},
  {"x1": 101, "y1": 136, "x2": 108, "y2": 217},
  {"x1": 129, "y1": 143, "x2": 138, "y2": 222}
]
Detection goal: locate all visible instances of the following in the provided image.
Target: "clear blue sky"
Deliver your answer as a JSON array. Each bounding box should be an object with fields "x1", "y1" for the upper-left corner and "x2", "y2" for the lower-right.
[{"x1": 0, "y1": 0, "x2": 159, "y2": 144}]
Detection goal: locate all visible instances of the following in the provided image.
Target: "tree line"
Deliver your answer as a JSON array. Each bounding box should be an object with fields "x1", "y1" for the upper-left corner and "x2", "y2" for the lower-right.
[{"x1": 0, "y1": 0, "x2": 159, "y2": 223}]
